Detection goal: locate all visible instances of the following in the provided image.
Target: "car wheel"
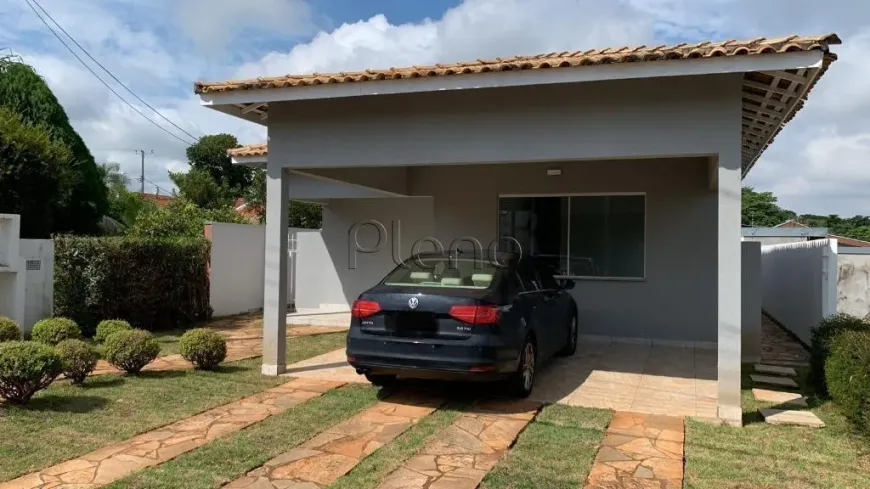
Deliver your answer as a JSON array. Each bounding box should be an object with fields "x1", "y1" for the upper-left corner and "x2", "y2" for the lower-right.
[
  {"x1": 509, "y1": 338, "x2": 536, "y2": 398},
  {"x1": 364, "y1": 373, "x2": 397, "y2": 387},
  {"x1": 558, "y1": 314, "x2": 578, "y2": 356}
]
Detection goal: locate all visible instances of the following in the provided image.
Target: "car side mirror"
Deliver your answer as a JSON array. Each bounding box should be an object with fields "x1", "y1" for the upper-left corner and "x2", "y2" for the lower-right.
[{"x1": 559, "y1": 279, "x2": 575, "y2": 290}]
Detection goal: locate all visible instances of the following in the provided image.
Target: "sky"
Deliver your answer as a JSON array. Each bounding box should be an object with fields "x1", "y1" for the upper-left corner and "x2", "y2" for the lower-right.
[{"x1": 0, "y1": 0, "x2": 867, "y2": 215}]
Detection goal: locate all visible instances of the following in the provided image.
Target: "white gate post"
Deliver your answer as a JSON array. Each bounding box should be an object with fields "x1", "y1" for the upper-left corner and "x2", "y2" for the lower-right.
[{"x1": 822, "y1": 238, "x2": 838, "y2": 318}]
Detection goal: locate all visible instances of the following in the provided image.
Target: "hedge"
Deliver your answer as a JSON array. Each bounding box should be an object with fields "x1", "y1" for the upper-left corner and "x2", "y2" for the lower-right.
[
  {"x1": 54, "y1": 236, "x2": 211, "y2": 334},
  {"x1": 825, "y1": 330, "x2": 870, "y2": 435},
  {"x1": 810, "y1": 313, "x2": 870, "y2": 395}
]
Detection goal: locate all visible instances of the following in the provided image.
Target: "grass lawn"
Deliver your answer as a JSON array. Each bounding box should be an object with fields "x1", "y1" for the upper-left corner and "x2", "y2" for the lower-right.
[
  {"x1": 331, "y1": 403, "x2": 464, "y2": 489},
  {"x1": 481, "y1": 404, "x2": 612, "y2": 489},
  {"x1": 104, "y1": 384, "x2": 377, "y2": 489},
  {"x1": 0, "y1": 332, "x2": 346, "y2": 482},
  {"x1": 684, "y1": 366, "x2": 870, "y2": 489}
]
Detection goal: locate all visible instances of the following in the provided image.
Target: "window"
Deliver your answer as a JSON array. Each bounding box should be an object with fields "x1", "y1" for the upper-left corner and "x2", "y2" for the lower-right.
[
  {"x1": 498, "y1": 195, "x2": 645, "y2": 279},
  {"x1": 383, "y1": 257, "x2": 499, "y2": 289}
]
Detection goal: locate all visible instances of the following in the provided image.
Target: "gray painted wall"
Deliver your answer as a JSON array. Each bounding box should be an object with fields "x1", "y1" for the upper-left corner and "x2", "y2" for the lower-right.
[
  {"x1": 407, "y1": 158, "x2": 719, "y2": 342},
  {"x1": 742, "y1": 241, "x2": 762, "y2": 362},
  {"x1": 837, "y1": 253, "x2": 870, "y2": 320},
  {"x1": 267, "y1": 74, "x2": 742, "y2": 170}
]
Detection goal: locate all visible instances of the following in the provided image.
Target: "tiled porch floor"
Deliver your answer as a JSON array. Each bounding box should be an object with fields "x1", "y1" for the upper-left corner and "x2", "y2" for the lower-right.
[
  {"x1": 531, "y1": 342, "x2": 718, "y2": 419},
  {"x1": 284, "y1": 342, "x2": 719, "y2": 419}
]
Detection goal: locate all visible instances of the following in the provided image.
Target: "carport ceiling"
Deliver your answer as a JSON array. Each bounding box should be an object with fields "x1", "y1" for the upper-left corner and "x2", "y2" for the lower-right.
[{"x1": 199, "y1": 34, "x2": 840, "y2": 176}]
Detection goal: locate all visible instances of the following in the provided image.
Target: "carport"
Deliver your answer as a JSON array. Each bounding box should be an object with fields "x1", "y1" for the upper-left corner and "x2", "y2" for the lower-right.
[{"x1": 196, "y1": 34, "x2": 839, "y2": 425}]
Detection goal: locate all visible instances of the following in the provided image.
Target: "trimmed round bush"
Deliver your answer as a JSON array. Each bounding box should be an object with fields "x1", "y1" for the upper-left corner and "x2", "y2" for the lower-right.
[
  {"x1": 31, "y1": 317, "x2": 81, "y2": 345},
  {"x1": 179, "y1": 328, "x2": 227, "y2": 370},
  {"x1": 94, "y1": 319, "x2": 132, "y2": 344},
  {"x1": 0, "y1": 316, "x2": 20, "y2": 342},
  {"x1": 57, "y1": 339, "x2": 99, "y2": 385},
  {"x1": 0, "y1": 341, "x2": 63, "y2": 404},
  {"x1": 825, "y1": 330, "x2": 870, "y2": 435},
  {"x1": 810, "y1": 313, "x2": 870, "y2": 394},
  {"x1": 103, "y1": 329, "x2": 159, "y2": 374}
]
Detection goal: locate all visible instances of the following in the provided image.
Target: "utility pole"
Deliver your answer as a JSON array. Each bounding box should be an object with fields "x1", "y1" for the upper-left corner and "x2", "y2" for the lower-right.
[{"x1": 133, "y1": 149, "x2": 153, "y2": 194}]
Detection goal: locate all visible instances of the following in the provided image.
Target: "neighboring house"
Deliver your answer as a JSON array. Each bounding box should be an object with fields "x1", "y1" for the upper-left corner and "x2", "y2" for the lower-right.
[
  {"x1": 233, "y1": 198, "x2": 261, "y2": 223},
  {"x1": 141, "y1": 192, "x2": 174, "y2": 208},
  {"x1": 197, "y1": 34, "x2": 841, "y2": 424},
  {"x1": 743, "y1": 220, "x2": 870, "y2": 247}
]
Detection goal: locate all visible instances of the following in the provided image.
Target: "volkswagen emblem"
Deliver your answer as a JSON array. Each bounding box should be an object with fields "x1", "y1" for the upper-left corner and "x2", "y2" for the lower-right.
[{"x1": 408, "y1": 297, "x2": 419, "y2": 309}]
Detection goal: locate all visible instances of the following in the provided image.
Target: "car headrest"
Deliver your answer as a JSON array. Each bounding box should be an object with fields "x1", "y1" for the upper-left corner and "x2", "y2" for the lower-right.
[
  {"x1": 440, "y1": 277, "x2": 463, "y2": 286},
  {"x1": 471, "y1": 273, "x2": 493, "y2": 287},
  {"x1": 410, "y1": 271, "x2": 433, "y2": 283}
]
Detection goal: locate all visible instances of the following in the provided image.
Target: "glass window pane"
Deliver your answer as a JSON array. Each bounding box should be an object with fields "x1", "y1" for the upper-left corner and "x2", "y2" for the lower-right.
[
  {"x1": 498, "y1": 197, "x2": 569, "y2": 275},
  {"x1": 569, "y1": 195, "x2": 645, "y2": 278}
]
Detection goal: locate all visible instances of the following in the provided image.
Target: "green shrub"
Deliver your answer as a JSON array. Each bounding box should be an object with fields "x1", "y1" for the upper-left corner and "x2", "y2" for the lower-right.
[
  {"x1": 0, "y1": 316, "x2": 20, "y2": 342},
  {"x1": 179, "y1": 328, "x2": 227, "y2": 370},
  {"x1": 54, "y1": 236, "x2": 211, "y2": 334},
  {"x1": 56, "y1": 339, "x2": 99, "y2": 385},
  {"x1": 825, "y1": 331, "x2": 870, "y2": 434},
  {"x1": 810, "y1": 313, "x2": 870, "y2": 394},
  {"x1": 0, "y1": 341, "x2": 63, "y2": 404},
  {"x1": 103, "y1": 329, "x2": 159, "y2": 374},
  {"x1": 30, "y1": 317, "x2": 81, "y2": 345},
  {"x1": 94, "y1": 319, "x2": 132, "y2": 344}
]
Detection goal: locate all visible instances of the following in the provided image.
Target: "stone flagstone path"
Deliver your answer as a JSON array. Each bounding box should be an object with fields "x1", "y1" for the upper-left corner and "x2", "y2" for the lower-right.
[
  {"x1": 0, "y1": 378, "x2": 343, "y2": 489},
  {"x1": 584, "y1": 412, "x2": 685, "y2": 489},
  {"x1": 760, "y1": 408, "x2": 825, "y2": 428},
  {"x1": 224, "y1": 391, "x2": 443, "y2": 488},
  {"x1": 377, "y1": 398, "x2": 540, "y2": 489},
  {"x1": 752, "y1": 388, "x2": 808, "y2": 407}
]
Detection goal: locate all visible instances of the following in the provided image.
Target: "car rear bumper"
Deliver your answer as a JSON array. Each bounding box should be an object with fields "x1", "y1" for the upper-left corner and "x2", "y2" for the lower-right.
[{"x1": 346, "y1": 331, "x2": 520, "y2": 381}]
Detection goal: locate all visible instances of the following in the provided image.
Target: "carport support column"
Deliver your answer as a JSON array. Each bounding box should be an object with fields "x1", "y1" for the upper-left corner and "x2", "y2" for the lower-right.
[
  {"x1": 262, "y1": 164, "x2": 289, "y2": 376},
  {"x1": 717, "y1": 151, "x2": 742, "y2": 426}
]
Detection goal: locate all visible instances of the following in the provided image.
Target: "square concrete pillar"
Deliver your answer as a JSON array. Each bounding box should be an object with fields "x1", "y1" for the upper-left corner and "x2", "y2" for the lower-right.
[
  {"x1": 262, "y1": 164, "x2": 289, "y2": 375},
  {"x1": 717, "y1": 152, "x2": 743, "y2": 426}
]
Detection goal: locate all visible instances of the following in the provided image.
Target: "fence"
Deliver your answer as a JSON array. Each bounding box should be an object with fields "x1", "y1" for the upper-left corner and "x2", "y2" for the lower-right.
[
  {"x1": 760, "y1": 238, "x2": 837, "y2": 344},
  {"x1": 19, "y1": 239, "x2": 53, "y2": 333},
  {"x1": 206, "y1": 223, "x2": 307, "y2": 317}
]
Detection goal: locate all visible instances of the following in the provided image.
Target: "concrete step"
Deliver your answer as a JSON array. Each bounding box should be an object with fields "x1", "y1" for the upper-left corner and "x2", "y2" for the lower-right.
[
  {"x1": 752, "y1": 388, "x2": 808, "y2": 407},
  {"x1": 760, "y1": 408, "x2": 825, "y2": 428},
  {"x1": 750, "y1": 374, "x2": 799, "y2": 388},
  {"x1": 754, "y1": 364, "x2": 797, "y2": 377}
]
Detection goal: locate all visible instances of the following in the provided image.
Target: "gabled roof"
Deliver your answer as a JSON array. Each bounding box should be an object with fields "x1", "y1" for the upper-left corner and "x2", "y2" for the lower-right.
[{"x1": 200, "y1": 34, "x2": 841, "y2": 175}]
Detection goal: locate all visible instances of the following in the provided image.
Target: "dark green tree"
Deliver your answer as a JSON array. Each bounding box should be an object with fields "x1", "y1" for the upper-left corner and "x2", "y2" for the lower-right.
[
  {"x1": 0, "y1": 107, "x2": 73, "y2": 238},
  {"x1": 98, "y1": 162, "x2": 147, "y2": 229},
  {"x1": 245, "y1": 168, "x2": 322, "y2": 228},
  {"x1": 169, "y1": 167, "x2": 234, "y2": 210},
  {"x1": 0, "y1": 57, "x2": 108, "y2": 236},
  {"x1": 742, "y1": 186, "x2": 795, "y2": 227},
  {"x1": 185, "y1": 134, "x2": 252, "y2": 194}
]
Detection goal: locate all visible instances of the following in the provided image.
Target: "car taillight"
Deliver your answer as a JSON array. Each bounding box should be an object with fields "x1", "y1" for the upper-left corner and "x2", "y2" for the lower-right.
[
  {"x1": 352, "y1": 299, "x2": 381, "y2": 318},
  {"x1": 449, "y1": 305, "x2": 500, "y2": 325}
]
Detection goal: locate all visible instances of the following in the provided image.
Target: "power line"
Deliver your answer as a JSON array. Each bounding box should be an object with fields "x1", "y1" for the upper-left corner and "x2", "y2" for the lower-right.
[
  {"x1": 28, "y1": 0, "x2": 201, "y2": 143},
  {"x1": 22, "y1": 0, "x2": 197, "y2": 147}
]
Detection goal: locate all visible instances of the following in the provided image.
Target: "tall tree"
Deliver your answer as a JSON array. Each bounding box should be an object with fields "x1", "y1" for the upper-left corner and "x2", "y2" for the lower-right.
[
  {"x1": 98, "y1": 162, "x2": 147, "y2": 229},
  {"x1": 0, "y1": 107, "x2": 72, "y2": 238},
  {"x1": 169, "y1": 167, "x2": 234, "y2": 210},
  {"x1": 0, "y1": 56, "x2": 108, "y2": 236},
  {"x1": 185, "y1": 134, "x2": 252, "y2": 193},
  {"x1": 741, "y1": 186, "x2": 795, "y2": 227},
  {"x1": 245, "y1": 168, "x2": 322, "y2": 228}
]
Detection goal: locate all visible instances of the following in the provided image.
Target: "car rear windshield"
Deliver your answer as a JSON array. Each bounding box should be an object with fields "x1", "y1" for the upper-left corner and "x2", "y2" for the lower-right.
[{"x1": 383, "y1": 257, "x2": 500, "y2": 289}]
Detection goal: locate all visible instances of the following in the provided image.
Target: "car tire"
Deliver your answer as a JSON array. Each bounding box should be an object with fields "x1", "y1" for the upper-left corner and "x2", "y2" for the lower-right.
[
  {"x1": 364, "y1": 373, "x2": 397, "y2": 387},
  {"x1": 508, "y1": 337, "x2": 536, "y2": 398},
  {"x1": 558, "y1": 314, "x2": 578, "y2": 356}
]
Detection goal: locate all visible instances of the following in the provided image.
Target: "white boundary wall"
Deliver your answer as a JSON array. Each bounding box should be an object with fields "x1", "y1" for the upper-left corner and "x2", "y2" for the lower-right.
[
  {"x1": 19, "y1": 239, "x2": 53, "y2": 333},
  {"x1": 761, "y1": 238, "x2": 838, "y2": 344}
]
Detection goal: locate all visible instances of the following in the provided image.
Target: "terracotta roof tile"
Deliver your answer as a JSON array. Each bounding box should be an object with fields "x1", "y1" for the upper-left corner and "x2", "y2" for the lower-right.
[
  {"x1": 227, "y1": 143, "x2": 268, "y2": 157},
  {"x1": 194, "y1": 34, "x2": 840, "y2": 94}
]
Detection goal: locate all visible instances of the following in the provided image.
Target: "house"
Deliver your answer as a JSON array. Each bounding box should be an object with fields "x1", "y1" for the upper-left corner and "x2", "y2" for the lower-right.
[
  {"x1": 743, "y1": 219, "x2": 870, "y2": 247},
  {"x1": 196, "y1": 34, "x2": 841, "y2": 425}
]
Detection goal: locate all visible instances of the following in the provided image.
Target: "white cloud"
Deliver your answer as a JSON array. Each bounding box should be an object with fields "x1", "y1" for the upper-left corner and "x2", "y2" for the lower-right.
[{"x1": 175, "y1": 0, "x2": 314, "y2": 53}]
